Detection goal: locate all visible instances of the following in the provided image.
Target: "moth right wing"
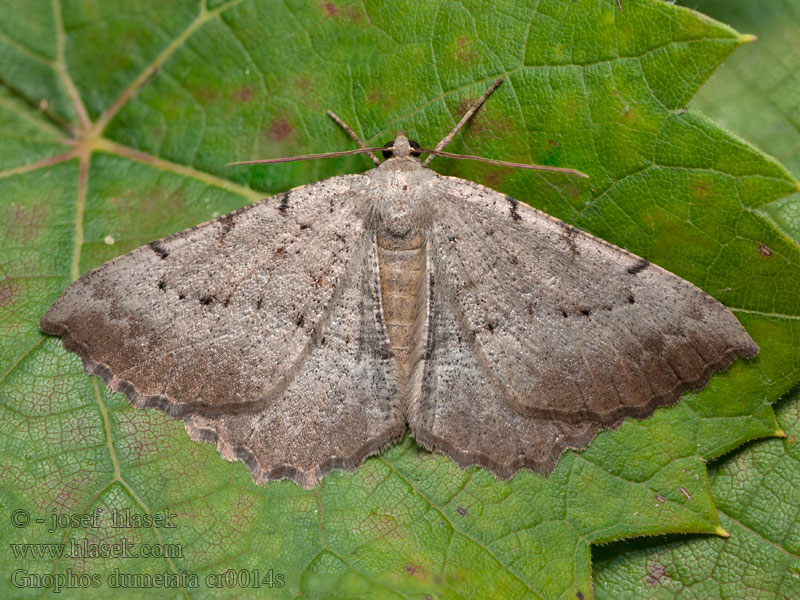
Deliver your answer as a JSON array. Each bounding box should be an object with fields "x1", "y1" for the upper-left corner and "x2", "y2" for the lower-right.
[
  {"x1": 407, "y1": 175, "x2": 757, "y2": 477},
  {"x1": 407, "y1": 253, "x2": 597, "y2": 476}
]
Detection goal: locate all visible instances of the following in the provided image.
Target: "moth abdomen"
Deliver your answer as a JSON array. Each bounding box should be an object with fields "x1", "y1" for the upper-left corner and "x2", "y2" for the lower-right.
[{"x1": 376, "y1": 230, "x2": 425, "y2": 383}]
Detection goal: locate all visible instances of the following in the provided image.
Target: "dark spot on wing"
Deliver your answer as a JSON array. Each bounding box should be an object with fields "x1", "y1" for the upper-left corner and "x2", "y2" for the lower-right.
[
  {"x1": 627, "y1": 259, "x2": 650, "y2": 275},
  {"x1": 117, "y1": 381, "x2": 137, "y2": 401},
  {"x1": 149, "y1": 240, "x2": 169, "y2": 259},
  {"x1": 234, "y1": 446, "x2": 258, "y2": 471},
  {"x1": 200, "y1": 295, "x2": 214, "y2": 305},
  {"x1": 560, "y1": 222, "x2": 580, "y2": 254},
  {"x1": 217, "y1": 213, "x2": 235, "y2": 240},
  {"x1": 506, "y1": 195, "x2": 522, "y2": 222},
  {"x1": 758, "y1": 244, "x2": 772, "y2": 257},
  {"x1": 278, "y1": 192, "x2": 290, "y2": 213}
]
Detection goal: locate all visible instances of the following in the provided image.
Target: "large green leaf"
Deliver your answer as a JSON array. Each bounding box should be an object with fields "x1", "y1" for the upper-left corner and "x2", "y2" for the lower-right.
[
  {"x1": 1, "y1": 1, "x2": 798, "y2": 598},
  {"x1": 593, "y1": 0, "x2": 800, "y2": 597}
]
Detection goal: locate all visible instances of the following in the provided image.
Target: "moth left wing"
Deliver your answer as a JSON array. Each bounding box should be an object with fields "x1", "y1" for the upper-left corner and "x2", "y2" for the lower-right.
[
  {"x1": 185, "y1": 233, "x2": 404, "y2": 488},
  {"x1": 40, "y1": 176, "x2": 403, "y2": 487}
]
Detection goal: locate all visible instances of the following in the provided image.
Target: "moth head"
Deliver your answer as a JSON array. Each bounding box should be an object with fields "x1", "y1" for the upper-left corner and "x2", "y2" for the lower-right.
[{"x1": 382, "y1": 134, "x2": 422, "y2": 160}]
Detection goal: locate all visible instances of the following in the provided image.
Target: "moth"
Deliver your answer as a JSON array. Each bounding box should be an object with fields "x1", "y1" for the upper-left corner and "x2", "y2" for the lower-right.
[{"x1": 40, "y1": 79, "x2": 757, "y2": 488}]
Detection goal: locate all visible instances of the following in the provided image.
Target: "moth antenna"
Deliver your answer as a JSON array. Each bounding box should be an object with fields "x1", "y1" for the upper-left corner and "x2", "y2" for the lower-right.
[
  {"x1": 425, "y1": 77, "x2": 504, "y2": 166},
  {"x1": 226, "y1": 147, "x2": 387, "y2": 167},
  {"x1": 327, "y1": 110, "x2": 381, "y2": 166},
  {"x1": 419, "y1": 147, "x2": 589, "y2": 179}
]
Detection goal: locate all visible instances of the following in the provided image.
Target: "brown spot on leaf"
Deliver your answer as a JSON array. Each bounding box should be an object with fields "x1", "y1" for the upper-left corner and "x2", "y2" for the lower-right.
[
  {"x1": 621, "y1": 104, "x2": 638, "y2": 122},
  {"x1": 759, "y1": 244, "x2": 772, "y2": 257},
  {"x1": 483, "y1": 169, "x2": 508, "y2": 189},
  {"x1": 692, "y1": 179, "x2": 715, "y2": 203},
  {"x1": 296, "y1": 76, "x2": 313, "y2": 93},
  {"x1": 195, "y1": 87, "x2": 218, "y2": 102},
  {"x1": 320, "y1": 1, "x2": 338, "y2": 17},
  {"x1": 320, "y1": 1, "x2": 361, "y2": 21},
  {"x1": 0, "y1": 277, "x2": 21, "y2": 308},
  {"x1": 366, "y1": 87, "x2": 392, "y2": 109},
  {"x1": 267, "y1": 116, "x2": 293, "y2": 142},
  {"x1": 455, "y1": 36, "x2": 479, "y2": 65},
  {"x1": 454, "y1": 98, "x2": 512, "y2": 140},
  {"x1": 646, "y1": 561, "x2": 666, "y2": 586},
  {"x1": 563, "y1": 182, "x2": 582, "y2": 199},
  {"x1": 232, "y1": 86, "x2": 253, "y2": 103},
  {"x1": 3, "y1": 203, "x2": 49, "y2": 245}
]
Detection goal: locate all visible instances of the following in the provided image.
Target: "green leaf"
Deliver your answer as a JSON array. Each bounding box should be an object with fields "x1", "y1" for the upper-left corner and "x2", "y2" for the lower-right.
[
  {"x1": 0, "y1": 1, "x2": 797, "y2": 598},
  {"x1": 593, "y1": 0, "x2": 800, "y2": 597}
]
